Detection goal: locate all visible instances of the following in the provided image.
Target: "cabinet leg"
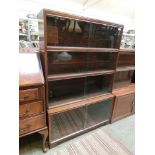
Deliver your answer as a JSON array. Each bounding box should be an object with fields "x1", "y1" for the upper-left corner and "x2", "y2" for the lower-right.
[{"x1": 39, "y1": 129, "x2": 48, "y2": 153}]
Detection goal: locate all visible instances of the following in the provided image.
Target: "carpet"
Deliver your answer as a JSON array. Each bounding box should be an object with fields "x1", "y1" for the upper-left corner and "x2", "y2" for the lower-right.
[{"x1": 53, "y1": 128, "x2": 133, "y2": 155}]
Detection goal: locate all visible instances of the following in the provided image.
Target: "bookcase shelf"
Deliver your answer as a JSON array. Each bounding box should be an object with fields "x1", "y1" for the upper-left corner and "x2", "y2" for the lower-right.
[
  {"x1": 47, "y1": 46, "x2": 119, "y2": 52},
  {"x1": 48, "y1": 70, "x2": 114, "y2": 81}
]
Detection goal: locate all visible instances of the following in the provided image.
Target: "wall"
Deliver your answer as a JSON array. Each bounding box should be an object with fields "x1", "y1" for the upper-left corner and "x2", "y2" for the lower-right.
[{"x1": 19, "y1": 0, "x2": 135, "y2": 29}]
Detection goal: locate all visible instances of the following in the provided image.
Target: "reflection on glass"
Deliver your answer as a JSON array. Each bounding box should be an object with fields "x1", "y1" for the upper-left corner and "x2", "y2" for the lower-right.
[
  {"x1": 48, "y1": 74, "x2": 113, "y2": 106},
  {"x1": 50, "y1": 107, "x2": 85, "y2": 141},
  {"x1": 86, "y1": 99, "x2": 113, "y2": 128},
  {"x1": 46, "y1": 16, "x2": 121, "y2": 48},
  {"x1": 114, "y1": 70, "x2": 134, "y2": 89},
  {"x1": 48, "y1": 52, "x2": 117, "y2": 75},
  {"x1": 117, "y1": 52, "x2": 135, "y2": 67}
]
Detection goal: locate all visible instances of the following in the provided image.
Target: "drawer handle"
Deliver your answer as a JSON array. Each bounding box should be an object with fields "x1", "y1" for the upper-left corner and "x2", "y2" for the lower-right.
[{"x1": 19, "y1": 124, "x2": 31, "y2": 132}]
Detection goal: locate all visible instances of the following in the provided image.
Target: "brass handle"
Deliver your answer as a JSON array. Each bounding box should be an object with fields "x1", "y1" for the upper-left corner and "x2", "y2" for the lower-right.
[{"x1": 19, "y1": 125, "x2": 31, "y2": 132}]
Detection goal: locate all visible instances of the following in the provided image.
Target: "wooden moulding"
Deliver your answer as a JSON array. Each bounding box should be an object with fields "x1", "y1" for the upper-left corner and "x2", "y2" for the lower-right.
[
  {"x1": 48, "y1": 93, "x2": 114, "y2": 114},
  {"x1": 119, "y1": 48, "x2": 135, "y2": 53},
  {"x1": 48, "y1": 70, "x2": 115, "y2": 81},
  {"x1": 116, "y1": 66, "x2": 135, "y2": 72},
  {"x1": 47, "y1": 46, "x2": 119, "y2": 53},
  {"x1": 112, "y1": 84, "x2": 135, "y2": 96},
  {"x1": 44, "y1": 9, "x2": 124, "y2": 28}
]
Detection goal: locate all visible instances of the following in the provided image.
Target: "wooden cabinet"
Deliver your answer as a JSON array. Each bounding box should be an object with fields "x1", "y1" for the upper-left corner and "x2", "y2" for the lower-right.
[
  {"x1": 19, "y1": 53, "x2": 48, "y2": 152},
  {"x1": 38, "y1": 9, "x2": 123, "y2": 148},
  {"x1": 111, "y1": 48, "x2": 135, "y2": 122},
  {"x1": 111, "y1": 85, "x2": 135, "y2": 122}
]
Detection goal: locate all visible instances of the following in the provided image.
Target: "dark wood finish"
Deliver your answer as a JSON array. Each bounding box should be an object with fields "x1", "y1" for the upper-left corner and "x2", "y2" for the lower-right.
[
  {"x1": 37, "y1": 8, "x2": 123, "y2": 148},
  {"x1": 111, "y1": 84, "x2": 135, "y2": 122},
  {"x1": 117, "y1": 52, "x2": 135, "y2": 67},
  {"x1": 38, "y1": 9, "x2": 123, "y2": 51},
  {"x1": 19, "y1": 52, "x2": 48, "y2": 152}
]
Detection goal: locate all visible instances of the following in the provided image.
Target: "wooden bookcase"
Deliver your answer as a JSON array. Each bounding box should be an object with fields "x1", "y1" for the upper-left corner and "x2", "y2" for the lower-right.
[
  {"x1": 112, "y1": 49, "x2": 135, "y2": 122},
  {"x1": 37, "y1": 9, "x2": 124, "y2": 148}
]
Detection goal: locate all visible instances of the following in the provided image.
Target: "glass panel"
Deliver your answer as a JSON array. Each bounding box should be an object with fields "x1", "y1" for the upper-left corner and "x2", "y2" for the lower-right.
[
  {"x1": 48, "y1": 74, "x2": 113, "y2": 106},
  {"x1": 46, "y1": 16, "x2": 121, "y2": 48},
  {"x1": 48, "y1": 78, "x2": 85, "y2": 106},
  {"x1": 89, "y1": 23, "x2": 120, "y2": 48},
  {"x1": 114, "y1": 70, "x2": 134, "y2": 89},
  {"x1": 48, "y1": 52, "x2": 117, "y2": 75},
  {"x1": 85, "y1": 74, "x2": 113, "y2": 95},
  {"x1": 117, "y1": 52, "x2": 135, "y2": 67},
  {"x1": 49, "y1": 107, "x2": 85, "y2": 141},
  {"x1": 47, "y1": 16, "x2": 90, "y2": 47},
  {"x1": 86, "y1": 99, "x2": 113, "y2": 128},
  {"x1": 48, "y1": 52, "x2": 87, "y2": 75}
]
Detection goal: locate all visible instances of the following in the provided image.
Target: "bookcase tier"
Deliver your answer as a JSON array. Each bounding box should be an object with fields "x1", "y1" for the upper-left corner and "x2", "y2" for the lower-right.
[
  {"x1": 47, "y1": 51, "x2": 117, "y2": 75},
  {"x1": 48, "y1": 74, "x2": 113, "y2": 107},
  {"x1": 48, "y1": 97, "x2": 114, "y2": 144}
]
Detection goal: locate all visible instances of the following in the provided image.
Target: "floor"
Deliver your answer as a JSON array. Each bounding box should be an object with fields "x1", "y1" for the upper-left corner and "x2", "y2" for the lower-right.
[{"x1": 19, "y1": 115, "x2": 135, "y2": 155}]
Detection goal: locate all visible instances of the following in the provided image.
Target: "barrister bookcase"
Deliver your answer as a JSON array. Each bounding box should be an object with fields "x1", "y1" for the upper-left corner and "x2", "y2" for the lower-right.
[
  {"x1": 112, "y1": 49, "x2": 135, "y2": 122},
  {"x1": 37, "y1": 9, "x2": 124, "y2": 148}
]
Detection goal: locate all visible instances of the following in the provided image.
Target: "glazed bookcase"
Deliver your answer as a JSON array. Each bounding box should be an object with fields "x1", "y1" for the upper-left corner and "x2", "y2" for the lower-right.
[
  {"x1": 38, "y1": 9, "x2": 124, "y2": 147},
  {"x1": 112, "y1": 48, "x2": 135, "y2": 122}
]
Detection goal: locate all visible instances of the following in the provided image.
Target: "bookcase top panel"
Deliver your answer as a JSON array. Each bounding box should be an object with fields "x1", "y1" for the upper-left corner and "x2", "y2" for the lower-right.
[{"x1": 42, "y1": 9, "x2": 124, "y2": 28}]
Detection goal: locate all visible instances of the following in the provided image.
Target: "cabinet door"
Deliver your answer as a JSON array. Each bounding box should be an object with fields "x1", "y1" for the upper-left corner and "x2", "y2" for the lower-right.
[
  {"x1": 117, "y1": 52, "x2": 135, "y2": 67},
  {"x1": 47, "y1": 52, "x2": 117, "y2": 75},
  {"x1": 113, "y1": 70, "x2": 134, "y2": 89},
  {"x1": 46, "y1": 16, "x2": 90, "y2": 47},
  {"x1": 49, "y1": 107, "x2": 85, "y2": 141},
  {"x1": 85, "y1": 99, "x2": 113, "y2": 128},
  {"x1": 112, "y1": 93, "x2": 134, "y2": 122}
]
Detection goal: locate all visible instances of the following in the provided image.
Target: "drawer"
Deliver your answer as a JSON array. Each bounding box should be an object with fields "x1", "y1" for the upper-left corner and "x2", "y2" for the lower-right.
[
  {"x1": 19, "y1": 114, "x2": 45, "y2": 135},
  {"x1": 19, "y1": 101, "x2": 44, "y2": 117},
  {"x1": 19, "y1": 88, "x2": 43, "y2": 102}
]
